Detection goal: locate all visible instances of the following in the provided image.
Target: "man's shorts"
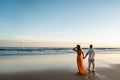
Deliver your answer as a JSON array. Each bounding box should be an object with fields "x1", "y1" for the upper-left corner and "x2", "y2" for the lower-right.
[{"x1": 88, "y1": 59, "x2": 94, "y2": 63}]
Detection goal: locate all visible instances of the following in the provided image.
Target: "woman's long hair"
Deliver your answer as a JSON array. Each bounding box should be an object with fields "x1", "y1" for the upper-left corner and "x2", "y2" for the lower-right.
[{"x1": 77, "y1": 45, "x2": 81, "y2": 50}]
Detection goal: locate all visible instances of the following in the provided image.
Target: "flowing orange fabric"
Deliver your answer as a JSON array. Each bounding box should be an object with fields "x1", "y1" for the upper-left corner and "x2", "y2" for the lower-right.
[{"x1": 77, "y1": 54, "x2": 86, "y2": 75}]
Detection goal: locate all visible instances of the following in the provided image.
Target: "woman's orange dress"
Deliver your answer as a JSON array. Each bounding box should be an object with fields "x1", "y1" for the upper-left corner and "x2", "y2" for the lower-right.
[{"x1": 77, "y1": 51, "x2": 86, "y2": 75}]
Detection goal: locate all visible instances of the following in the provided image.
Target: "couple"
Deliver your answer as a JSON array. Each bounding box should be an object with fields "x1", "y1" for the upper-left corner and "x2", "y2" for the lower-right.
[{"x1": 73, "y1": 44, "x2": 95, "y2": 75}]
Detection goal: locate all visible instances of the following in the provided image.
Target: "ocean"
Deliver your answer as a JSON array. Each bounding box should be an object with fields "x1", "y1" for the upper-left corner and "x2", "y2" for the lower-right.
[{"x1": 0, "y1": 47, "x2": 120, "y2": 55}]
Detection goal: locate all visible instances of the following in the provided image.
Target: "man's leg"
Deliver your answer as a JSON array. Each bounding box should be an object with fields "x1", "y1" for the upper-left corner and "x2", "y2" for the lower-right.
[
  {"x1": 88, "y1": 60, "x2": 91, "y2": 71},
  {"x1": 92, "y1": 60, "x2": 95, "y2": 72}
]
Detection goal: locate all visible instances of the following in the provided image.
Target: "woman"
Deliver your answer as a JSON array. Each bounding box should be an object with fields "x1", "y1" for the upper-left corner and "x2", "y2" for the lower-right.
[{"x1": 73, "y1": 45, "x2": 86, "y2": 75}]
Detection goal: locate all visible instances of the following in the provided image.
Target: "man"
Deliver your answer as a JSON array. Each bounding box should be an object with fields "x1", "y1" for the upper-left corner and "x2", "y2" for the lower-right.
[{"x1": 84, "y1": 44, "x2": 95, "y2": 72}]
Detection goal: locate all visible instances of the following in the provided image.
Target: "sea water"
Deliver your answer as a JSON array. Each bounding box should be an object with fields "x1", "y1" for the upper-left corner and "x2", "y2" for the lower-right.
[
  {"x1": 0, "y1": 47, "x2": 120, "y2": 55},
  {"x1": 0, "y1": 47, "x2": 120, "y2": 73}
]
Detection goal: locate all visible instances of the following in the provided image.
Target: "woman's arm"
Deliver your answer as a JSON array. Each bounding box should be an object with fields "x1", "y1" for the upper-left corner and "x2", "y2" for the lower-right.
[
  {"x1": 73, "y1": 47, "x2": 77, "y2": 51},
  {"x1": 82, "y1": 51, "x2": 84, "y2": 59}
]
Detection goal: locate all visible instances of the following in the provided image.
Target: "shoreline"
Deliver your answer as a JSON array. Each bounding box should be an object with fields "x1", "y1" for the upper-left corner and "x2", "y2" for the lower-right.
[{"x1": 0, "y1": 53, "x2": 120, "y2": 80}]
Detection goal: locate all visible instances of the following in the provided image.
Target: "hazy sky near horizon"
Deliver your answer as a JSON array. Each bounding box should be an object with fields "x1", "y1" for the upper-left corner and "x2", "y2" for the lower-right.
[{"x1": 0, "y1": 0, "x2": 120, "y2": 47}]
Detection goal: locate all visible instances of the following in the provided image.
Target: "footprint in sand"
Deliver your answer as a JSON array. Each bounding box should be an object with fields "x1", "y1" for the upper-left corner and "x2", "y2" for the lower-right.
[
  {"x1": 95, "y1": 72, "x2": 106, "y2": 79},
  {"x1": 85, "y1": 71, "x2": 107, "y2": 80}
]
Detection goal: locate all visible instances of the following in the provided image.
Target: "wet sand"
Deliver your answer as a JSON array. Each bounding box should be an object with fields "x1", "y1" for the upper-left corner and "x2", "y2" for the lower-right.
[{"x1": 0, "y1": 54, "x2": 120, "y2": 80}]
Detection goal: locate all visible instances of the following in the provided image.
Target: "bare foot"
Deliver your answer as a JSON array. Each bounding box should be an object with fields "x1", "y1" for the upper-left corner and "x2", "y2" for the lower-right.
[
  {"x1": 87, "y1": 69, "x2": 90, "y2": 72},
  {"x1": 76, "y1": 72, "x2": 80, "y2": 75}
]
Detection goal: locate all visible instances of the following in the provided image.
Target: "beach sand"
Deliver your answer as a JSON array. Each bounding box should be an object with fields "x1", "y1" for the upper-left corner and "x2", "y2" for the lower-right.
[{"x1": 0, "y1": 54, "x2": 120, "y2": 80}]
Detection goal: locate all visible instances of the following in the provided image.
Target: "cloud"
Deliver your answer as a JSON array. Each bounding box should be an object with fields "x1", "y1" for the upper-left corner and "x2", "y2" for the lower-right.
[
  {"x1": 0, "y1": 35, "x2": 85, "y2": 47},
  {"x1": 0, "y1": 35, "x2": 120, "y2": 48},
  {"x1": 0, "y1": 36, "x2": 48, "y2": 42},
  {"x1": 12, "y1": 36, "x2": 38, "y2": 41}
]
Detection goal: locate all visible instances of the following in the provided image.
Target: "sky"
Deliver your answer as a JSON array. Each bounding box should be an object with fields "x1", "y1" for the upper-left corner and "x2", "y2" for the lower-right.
[{"x1": 0, "y1": 0, "x2": 120, "y2": 48}]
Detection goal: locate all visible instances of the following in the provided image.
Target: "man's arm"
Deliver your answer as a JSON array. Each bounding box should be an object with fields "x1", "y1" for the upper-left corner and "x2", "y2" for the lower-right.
[
  {"x1": 93, "y1": 50, "x2": 95, "y2": 57},
  {"x1": 84, "y1": 53, "x2": 88, "y2": 59}
]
